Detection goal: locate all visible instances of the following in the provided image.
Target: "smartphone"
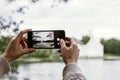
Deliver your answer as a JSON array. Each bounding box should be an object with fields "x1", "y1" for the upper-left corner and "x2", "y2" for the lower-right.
[{"x1": 27, "y1": 30, "x2": 65, "y2": 49}]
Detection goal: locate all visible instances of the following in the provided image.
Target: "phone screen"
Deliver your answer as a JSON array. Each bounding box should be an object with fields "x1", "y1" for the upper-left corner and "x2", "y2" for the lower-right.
[{"x1": 27, "y1": 30, "x2": 65, "y2": 49}]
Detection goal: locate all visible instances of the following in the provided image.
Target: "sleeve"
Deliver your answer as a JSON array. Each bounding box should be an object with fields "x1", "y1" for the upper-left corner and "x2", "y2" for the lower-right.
[
  {"x1": 62, "y1": 63, "x2": 86, "y2": 80},
  {"x1": 0, "y1": 56, "x2": 11, "y2": 77}
]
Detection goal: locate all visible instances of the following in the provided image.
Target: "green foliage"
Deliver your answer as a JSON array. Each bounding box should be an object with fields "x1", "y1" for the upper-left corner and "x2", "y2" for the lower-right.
[
  {"x1": 104, "y1": 38, "x2": 120, "y2": 55},
  {"x1": 49, "y1": 54, "x2": 61, "y2": 62},
  {"x1": 18, "y1": 49, "x2": 61, "y2": 62},
  {"x1": 100, "y1": 38, "x2": 107, "y2": 45},
  {"x1": 10, "y1": 61, "x2": 20, "y2": 73},
  {"x1": 28, "y1": 49, "x2": 51, "y2": 58},
  {"x1": 0, "y1": 37, "x2": 11, "y2": 54},
  {"x1": 80, "y1": 35, "x2": 90, "y2": 45},
  {"x1": 73, "y1": 35, "x2": 90, "y2": 45}
]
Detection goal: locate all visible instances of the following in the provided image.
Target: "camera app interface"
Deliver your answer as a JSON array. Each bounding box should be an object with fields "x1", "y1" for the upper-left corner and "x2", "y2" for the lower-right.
[{"x1": 32, "y1": 31, "x2": 54, "y2": 48}]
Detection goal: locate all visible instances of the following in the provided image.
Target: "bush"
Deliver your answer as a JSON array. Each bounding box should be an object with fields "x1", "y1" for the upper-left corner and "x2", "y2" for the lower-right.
[{"x1": 104, "y1": 38, "x2": 120, "y2": 55}]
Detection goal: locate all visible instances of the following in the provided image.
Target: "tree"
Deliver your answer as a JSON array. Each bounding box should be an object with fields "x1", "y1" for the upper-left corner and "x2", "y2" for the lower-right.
[
  {"x1": 100, "y1": 38, "x2": 107, "y2": 45},
  {"x1": 80, "y1": 35, "x2": 90, "y2": 45},
  {"x1": 0, "y1": 36, "x2": 11, "y2": 54},
  {"x1": 104, "y1": 38, "x2": 120, "y2": 55}
]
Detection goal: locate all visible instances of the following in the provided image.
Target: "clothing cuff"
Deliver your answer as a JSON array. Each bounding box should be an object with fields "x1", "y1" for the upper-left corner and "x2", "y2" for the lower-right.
[
  {"x1": 63, "y1": 63, "x2": 81, "y2": 77},
  {"x1": 66, "y1": 62, "x2": 77, "y2": 66},
  {"x1": 1, "y1": 56, "x2": 11, "y2": 71},
  {"x1": 0, "y1": 56, "x2": 11, "y2": 74}
]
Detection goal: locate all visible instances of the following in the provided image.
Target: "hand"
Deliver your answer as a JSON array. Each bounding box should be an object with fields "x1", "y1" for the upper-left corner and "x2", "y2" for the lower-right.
[
  {"x1": 2, "y1": 29, "x2": 36, "y2": 62},
  {"x1": 60, "y1": 37, "x2": 79, "y2": 65}
]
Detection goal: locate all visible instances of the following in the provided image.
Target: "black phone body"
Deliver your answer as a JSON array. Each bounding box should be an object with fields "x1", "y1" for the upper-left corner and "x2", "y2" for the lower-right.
[{"x1": 27, "y1": 30, "x2": 65, "y2": 49}]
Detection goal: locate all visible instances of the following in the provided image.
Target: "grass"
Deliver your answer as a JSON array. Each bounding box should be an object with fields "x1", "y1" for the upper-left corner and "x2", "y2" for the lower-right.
[
  {"x1": 104, "y1": 53, "x2": 120, "y2": 60},
  {"x1": 16, "y1": 55, "x2": 62, "y2": 63}
]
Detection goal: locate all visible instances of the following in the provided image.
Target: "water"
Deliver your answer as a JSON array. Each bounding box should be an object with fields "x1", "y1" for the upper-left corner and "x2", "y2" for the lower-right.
[
  {"x1": 1, "y1": 59, "x2": 120, "y2": 80},
  {"x1": 80, "y1": 59, "x2": 120, "y2": 80}
]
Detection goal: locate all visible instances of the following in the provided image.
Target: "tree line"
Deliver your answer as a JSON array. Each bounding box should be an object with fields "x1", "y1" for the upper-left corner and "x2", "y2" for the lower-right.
[
  {"x1": 73, "y1": 35, "x2": 120, "y2": 56},
  {"x1": 101, "y1": 38, "x2": 120, "y2": 55}
]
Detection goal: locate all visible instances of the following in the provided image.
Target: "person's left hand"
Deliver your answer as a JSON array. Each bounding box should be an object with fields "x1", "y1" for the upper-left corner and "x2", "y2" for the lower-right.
[{"x1": 2, "y1": 29, "x2": 36, "y2": 62}]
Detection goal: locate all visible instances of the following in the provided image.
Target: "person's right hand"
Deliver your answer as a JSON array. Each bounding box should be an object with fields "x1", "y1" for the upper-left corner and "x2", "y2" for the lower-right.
[{"x1": 60, "y1": 37, "x2": 79, "y2": 65}]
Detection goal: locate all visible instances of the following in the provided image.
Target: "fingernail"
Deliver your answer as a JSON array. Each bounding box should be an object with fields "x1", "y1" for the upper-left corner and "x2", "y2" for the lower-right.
[
  {"x1": 60, "y1": 39, "x2": 64, "y2": 42},
  {"x1": 27, "y1": 29, "x2": 32, "y2": 31}
]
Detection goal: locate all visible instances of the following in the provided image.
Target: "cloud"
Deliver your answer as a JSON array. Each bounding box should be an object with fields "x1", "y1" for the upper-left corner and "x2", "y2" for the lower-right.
[{"x1": 1, "y1": 0, "x2": 120, "y2": 39}]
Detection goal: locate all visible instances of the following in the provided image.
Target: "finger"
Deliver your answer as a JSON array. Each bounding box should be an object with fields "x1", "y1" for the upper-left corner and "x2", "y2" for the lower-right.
[
  {"x1": 57, "y1": 49, "x2": 61, "y2": 53},
  {"x1": 20, "y1": 37, "x2": 28, "y2": 48},
  {"x1": 65, "y1": 37, "x2": 73, "y2": 45},
  {"x1": 21, "y1": 41, "x2": 26, "y2": 49},
  {"x1": 71, "y1": 41, "x2": 78, "y2": 48},
  {"x1": 22, "y1": 37, "x2": 27, "y2": 43},
  {"x1": 65, "y1": 37, "x2": 73, "y2": 47},
  {"x1": 16, "y1": 29, "x2": 32, "y2": 41},
  {"x1": 65, "y1": 37, "x2": 73, "y2": 42},
  {"x1": 23, "y1": 48, "x2": 36, "y2": 54},
  {"x1": 60, "y1": 39, "x2": 66, "y2": 48},
  {"x1": 22, "y1": 37, "x2": 28, "y2": 45},
  {"x1": 57, "y1": 51, "x2": 62, "y2": 56},
  {"x1": 66, "y1": 42, "x2": 71, "y2": 47}
]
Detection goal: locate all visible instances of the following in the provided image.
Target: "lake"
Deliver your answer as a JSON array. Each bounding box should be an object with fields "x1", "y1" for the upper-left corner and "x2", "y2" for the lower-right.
[{"x1": 1, "y1": 59, "x2": 120, "y2": 80}]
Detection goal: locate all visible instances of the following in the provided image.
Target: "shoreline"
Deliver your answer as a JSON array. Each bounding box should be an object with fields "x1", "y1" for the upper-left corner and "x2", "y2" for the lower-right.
[{"x1": 16, "y1": 56, "x2": 120, "y2": 63}]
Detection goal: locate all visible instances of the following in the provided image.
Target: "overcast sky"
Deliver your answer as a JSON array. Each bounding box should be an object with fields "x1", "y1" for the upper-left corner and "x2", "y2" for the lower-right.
[{"x1": 1, "y1": 0, "x2": 120, "y2": 40}]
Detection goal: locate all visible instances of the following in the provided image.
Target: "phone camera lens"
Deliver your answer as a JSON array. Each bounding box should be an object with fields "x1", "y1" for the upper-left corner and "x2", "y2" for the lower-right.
[
  {"x1": 57, "y1": 43, "x2": 60, "y2": 45},
  {"x1": 57, "y1": 38, "x2": 60, "y2": 41}
]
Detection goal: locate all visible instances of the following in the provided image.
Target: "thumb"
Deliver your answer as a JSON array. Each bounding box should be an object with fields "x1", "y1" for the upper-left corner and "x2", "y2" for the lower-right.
[
  {"x1": 23, "y1": 48, "x2": 36, "y2": 54},
  {"x1": 60, "y1": 39, "x2": 66, "y2": 48}
]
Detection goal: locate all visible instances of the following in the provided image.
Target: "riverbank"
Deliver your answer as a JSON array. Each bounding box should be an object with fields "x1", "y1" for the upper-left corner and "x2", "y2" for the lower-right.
[
  {"x1": 16, "y1": 56, "x2": 120, "y2": 63},
  {"x1": 103, "y1": 54, "x2": 120, "y2": 60},
  {"x1": 13, "y1": 53, "x2": 120, "y2": 63},
  {"x1": 16, "y1": 57, "x2": 62, "y2": 63}
]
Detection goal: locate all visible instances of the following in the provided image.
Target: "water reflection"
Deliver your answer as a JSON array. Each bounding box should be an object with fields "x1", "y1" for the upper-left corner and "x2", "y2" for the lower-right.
[
  {"x1": 17, "y1": 63, "x2": 64, "y2": 80},
  {"x1": 78, "y1": 59, "x2": 120, "y2": 80},
  {"x1": 1, "y1": 59, "x2": 120, "y2": 80}
]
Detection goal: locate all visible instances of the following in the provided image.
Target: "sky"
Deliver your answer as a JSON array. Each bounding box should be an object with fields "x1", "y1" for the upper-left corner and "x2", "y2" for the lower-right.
[{"x1": 0, "y1": 0, "x2": 120, "y2": 40}]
